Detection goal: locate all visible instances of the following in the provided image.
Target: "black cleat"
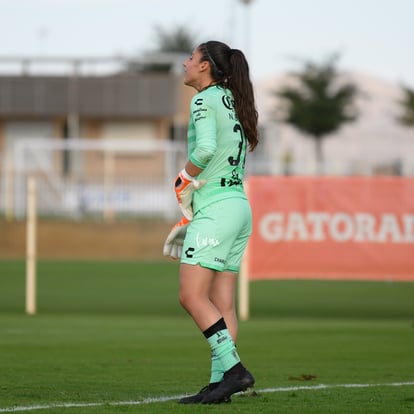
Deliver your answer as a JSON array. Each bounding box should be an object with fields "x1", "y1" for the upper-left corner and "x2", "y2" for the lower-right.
[
  {"x1": 178, "y1": 383, "x2": 231, "y2": 404},
  {"x1": 201, "y1": 368, "x2": 255, "y2": 404}
]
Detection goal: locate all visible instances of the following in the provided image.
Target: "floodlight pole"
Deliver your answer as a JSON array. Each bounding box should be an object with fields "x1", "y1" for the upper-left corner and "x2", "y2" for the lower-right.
[{"x1": 239, "y1": 0, "x2": 255, "y2": 59}]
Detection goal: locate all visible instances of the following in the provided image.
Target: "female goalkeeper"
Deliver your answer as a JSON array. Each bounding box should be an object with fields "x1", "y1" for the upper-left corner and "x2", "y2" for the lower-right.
[{"x1": 163, "y1": 40, "x2": 259, "y2": 404}]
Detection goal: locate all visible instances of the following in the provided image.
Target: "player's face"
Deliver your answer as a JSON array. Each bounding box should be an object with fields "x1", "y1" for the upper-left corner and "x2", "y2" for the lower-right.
[{"x1": 183, "y1": 48, "x2": 205, "y2": 90}]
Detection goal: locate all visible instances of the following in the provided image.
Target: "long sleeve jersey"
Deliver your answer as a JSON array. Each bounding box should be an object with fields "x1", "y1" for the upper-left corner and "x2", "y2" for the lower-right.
[{"x1": 188, "y1": 85, "x2": 248, "y2": 214}]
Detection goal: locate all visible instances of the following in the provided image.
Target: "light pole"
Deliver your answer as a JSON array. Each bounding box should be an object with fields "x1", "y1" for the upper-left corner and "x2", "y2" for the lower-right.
[{"x1": 238, "y1": 0, "x2": 255, "y2": 59}]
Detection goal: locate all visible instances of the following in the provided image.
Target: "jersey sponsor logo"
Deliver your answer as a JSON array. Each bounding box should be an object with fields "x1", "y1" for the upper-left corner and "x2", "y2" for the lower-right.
[
  {"x1": 194, "y1": 106, "x2": 207, "y2": 122},
  {"x1": 221, "y1": 170, "x2": 243, "y2": 187},
  {"x1": 194, "y1": 98, "x2": 203, "y2": 106},
  {"x1": 214, "y1": 257, "x2": 225, "y2": 264}
]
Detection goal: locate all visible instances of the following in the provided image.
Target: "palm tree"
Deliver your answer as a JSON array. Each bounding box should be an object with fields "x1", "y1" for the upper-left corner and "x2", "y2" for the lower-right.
[
  {"x1": 397, "y1": 85, "x2": 414, "y2": 127},
  {"x1": 275, "y1": 54, "x2": 358, "y2": 174}
]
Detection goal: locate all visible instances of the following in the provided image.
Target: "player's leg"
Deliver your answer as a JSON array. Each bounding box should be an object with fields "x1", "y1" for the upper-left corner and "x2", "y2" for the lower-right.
[
  {"x1": 178, "y1": 266, "x2": 243, "y2": 404},
  {"x1": 206, "y1": 271, "x2": 238, "y2": 393},
  {"x1": 178, "y1": 263, "x2": 234, "y2": 404},
  {"x1": 209, "y1": 271, "x2": 238, "y2": 342},
  {"x1": 178, "y1": 199, "x2": 254, "y2": 404},
  {"x1": 202, "y1": 198, "x2": 255, "y2": 404},
  {"x1": 179, "y1": 263, "x2": 221, "y2": 331},
  {"x1": 209, "y1": 196, "x2": 252, "y2": 344}
]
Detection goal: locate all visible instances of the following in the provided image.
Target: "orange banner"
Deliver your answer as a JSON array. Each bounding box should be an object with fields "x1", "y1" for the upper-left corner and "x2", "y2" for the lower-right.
[{"x1": 246, "y1": 176, "x2": 414, "y2": 281}]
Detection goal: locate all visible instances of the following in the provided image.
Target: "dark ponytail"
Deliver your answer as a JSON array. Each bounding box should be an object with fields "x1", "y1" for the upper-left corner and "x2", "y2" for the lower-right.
[{"x1": 199, "y1": 41, "x2": 259, "y2": 151}]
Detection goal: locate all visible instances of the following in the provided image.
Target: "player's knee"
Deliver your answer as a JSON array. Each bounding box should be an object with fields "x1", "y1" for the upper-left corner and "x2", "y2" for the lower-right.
[
  {"x1": 179, "y1": 290, "x2": 204, "y2": 314},
  {"x1": 178, "y1": 290, "x2": 191, "y2": 312}
]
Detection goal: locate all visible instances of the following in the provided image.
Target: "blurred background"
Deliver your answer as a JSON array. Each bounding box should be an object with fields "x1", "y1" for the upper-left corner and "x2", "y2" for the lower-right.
[
  {"x1": 0, "y1": 0, "x2": 413, "y2": 260},
  {"x1": 1, "y1": 6, "x2": 413, "y2": 409}
]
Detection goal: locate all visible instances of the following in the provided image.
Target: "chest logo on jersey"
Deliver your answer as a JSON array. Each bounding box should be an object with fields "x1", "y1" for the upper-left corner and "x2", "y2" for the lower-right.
[
  {"x1": 222, "y1": 95, "x2": 235, "y2": 110},
  {"x1": 222, "y1": 95, "x2": 238, "y2": 121}
]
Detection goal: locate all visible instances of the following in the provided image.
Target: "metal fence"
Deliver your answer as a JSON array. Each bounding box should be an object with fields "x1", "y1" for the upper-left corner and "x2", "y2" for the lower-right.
[
  {"x1": 0, "y1": 138, "x2": 187, "y2": 221},
  {"x1": 1, "y1": 137, "x2": 413, "y2": 221}
]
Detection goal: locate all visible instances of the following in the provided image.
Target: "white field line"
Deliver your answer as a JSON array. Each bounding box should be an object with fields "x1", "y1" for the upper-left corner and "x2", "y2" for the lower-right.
[{"x1": 1, "y1": 381, "x2": 414, "y2": 413}]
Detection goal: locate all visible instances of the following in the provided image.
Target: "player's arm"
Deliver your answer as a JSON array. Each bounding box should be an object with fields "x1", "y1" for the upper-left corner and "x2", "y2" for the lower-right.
[
  {"x1": 189, "y1": 94, "x2": 217, "y2": 170},
  {"x1": 184, "y1": 161, "x2": 203, "y2": 177},
  {"x1": 174, "y1": 94, "x2": 216, "y2": 219}
]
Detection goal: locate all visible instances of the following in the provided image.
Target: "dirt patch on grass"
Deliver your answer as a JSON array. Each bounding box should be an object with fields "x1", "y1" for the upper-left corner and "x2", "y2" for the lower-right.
[{"x1": 0, "y1": 219, "x2": 172, "y2": 260}]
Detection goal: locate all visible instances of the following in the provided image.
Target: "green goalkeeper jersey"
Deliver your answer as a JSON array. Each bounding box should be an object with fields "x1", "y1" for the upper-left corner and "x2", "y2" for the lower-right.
[{"x1": 187, "y1": 85, "x2": 248, "y2": 214}]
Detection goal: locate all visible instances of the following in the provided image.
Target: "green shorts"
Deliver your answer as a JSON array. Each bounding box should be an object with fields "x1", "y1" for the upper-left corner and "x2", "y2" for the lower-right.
[{"x1": 181, "y1": 197, "x2": 252, "y2": 273}]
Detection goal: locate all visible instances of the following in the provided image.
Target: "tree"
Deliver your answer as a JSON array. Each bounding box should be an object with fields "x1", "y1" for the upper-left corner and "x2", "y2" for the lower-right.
[
  {"x1": 152, "y1": 24, "x2": 195, "y2": 54},
  {"x1": 397, "y1": 85, "x2": 414, "y2": 127},
  {"x1": 125, "y1": 25, "x2": 196, "y2": 73},
  {"x1": 275, "y1": 54, "x2": 359, "y2": 173}
]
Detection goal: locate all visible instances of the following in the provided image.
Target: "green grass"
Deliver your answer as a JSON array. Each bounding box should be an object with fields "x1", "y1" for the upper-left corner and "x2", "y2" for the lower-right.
[{"x1": 1, "y1": 260, "x2": 414, "y2": 413}]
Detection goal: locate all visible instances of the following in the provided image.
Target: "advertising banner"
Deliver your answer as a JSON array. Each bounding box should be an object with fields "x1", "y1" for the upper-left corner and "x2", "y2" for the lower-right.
[{"x1": 246, "y1": 176, "x2": 414, "y2": 281}]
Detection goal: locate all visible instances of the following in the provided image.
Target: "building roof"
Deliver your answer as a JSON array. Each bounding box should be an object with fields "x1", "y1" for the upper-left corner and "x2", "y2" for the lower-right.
[{"x1": 0, "y1": 73, "x2": 180, "y2": 118}]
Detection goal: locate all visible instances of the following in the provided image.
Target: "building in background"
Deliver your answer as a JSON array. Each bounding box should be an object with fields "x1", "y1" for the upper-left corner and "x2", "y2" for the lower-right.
[
  {"x1": 0, "y1": 54, "x2": 413, "y2": 220},
  {"x1": 0, "y1": 54, "x2": 197, "y2": 219},
  {"x1": 0, "y1": 54, "x2": 194, "y2": 175}
]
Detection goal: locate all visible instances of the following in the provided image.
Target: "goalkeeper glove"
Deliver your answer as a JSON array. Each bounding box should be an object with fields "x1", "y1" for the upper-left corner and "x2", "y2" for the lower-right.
[
  {"x1": 174, "y1": 169, "x2": 206, "y2": 220},
  {"x1": 163, "y1": 216, "x2": 190, "y2": 260}
]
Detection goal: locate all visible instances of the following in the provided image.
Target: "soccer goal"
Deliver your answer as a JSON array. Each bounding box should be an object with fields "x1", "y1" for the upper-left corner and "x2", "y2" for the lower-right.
[{"x1": 4, "y1": 138, "x2": 187, "y2": 221}]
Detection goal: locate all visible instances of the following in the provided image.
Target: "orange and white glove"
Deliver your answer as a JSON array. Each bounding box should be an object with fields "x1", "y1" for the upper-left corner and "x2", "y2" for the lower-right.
[
  {"x1": 163, "y1": 216, "x2": 190, "y2": 259},
  {"x1": 174, "y1": 169, "x2": 206, "y2": 221}
]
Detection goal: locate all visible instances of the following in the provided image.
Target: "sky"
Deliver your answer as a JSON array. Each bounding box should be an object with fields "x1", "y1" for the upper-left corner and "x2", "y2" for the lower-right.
[{"x1": 0, "y1": 0, "x2": 413, "y2": 86}]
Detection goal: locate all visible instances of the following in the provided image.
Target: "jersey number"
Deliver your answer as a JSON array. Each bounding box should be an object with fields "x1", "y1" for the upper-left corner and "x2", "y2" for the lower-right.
[{"x1": 228, "y1": 123, "x2": 246, "y2": 167}]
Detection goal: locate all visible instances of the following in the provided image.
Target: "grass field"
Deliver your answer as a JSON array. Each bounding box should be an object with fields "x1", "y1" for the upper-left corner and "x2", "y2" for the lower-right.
[{"x1": 1, "y1": 260, "x2": 414, "y2": 413}]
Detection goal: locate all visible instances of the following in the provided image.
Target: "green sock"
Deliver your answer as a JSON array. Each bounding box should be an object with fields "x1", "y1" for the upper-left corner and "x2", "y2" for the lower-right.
[
  {"x1": 209, "y1": 351, "x2": 224, "y2": 384},
  {"x1": 206, "y1": 328, "x2": 241, "y2": 372}
]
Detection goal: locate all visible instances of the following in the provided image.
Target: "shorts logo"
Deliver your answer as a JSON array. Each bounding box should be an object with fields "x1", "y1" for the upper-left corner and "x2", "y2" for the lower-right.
[
  {"x1": 185, "y1": 247, "x2": 195, "y2": 258},
  {"x1": 196, "y1": 233, "x2": 220, "y2": 248}
]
